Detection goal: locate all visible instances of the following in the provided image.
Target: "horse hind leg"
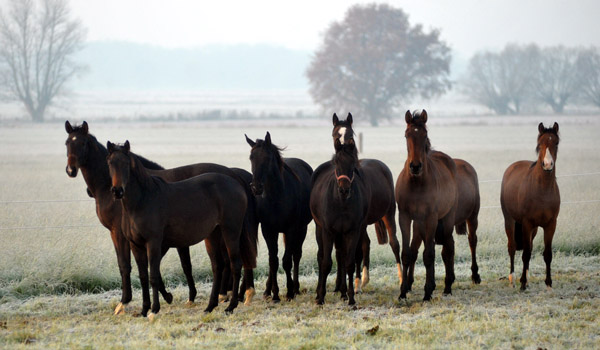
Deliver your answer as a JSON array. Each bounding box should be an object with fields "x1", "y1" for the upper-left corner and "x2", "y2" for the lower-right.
[
  {"x1": 383, "y1": 213, "x2": 401, "y2": 287},
  {"x1": 543, "y1": 220, "x2": 557, "y2": 290},
  {"x1": 519, "y1": 221, "x2": 535, "y2": 291},
  {"x1": 263, "y1": 230, "x2": 280, "y2": 302},
  {"x1": 466, "y1": 217, "x2": 481, "y2": 284},
  {"x1": 282, "y1": 233, "x2": 295, "y2": 301},
  {"x1": 292, "y1": 226, "x2": 308, "y2": 297},
  {"x1": 177, "y1": 247, "x2": 197, "y2": 304},
  {"x1": 504, "y1": 217, "x2": 517, "y2": 288},
  {"x1": 440, "y1": 215, "x2": 456, "y2": 295}
]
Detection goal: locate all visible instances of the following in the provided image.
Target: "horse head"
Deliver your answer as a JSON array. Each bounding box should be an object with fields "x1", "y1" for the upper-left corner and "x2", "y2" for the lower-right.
[
  {"x1": 404, "y1": 110, "x2": 431, "y2": 177},
  {"x1": 64, "y1": 120, "x2": 90, "y2": 178},
  {"x1": 332, "y1": 113, "x2": 360, "y2": 200},
  {"x1": 332, "y1": 113, "x2": 355, "y2": 150},
  {"x1": 106, "y1": 140, "x2": 132, "y2": 200},
  {"x1": 245, "y1": 131, "x2": 284, "y2": 196},
  {"x1": 537, "y1": 122, "x2": 560, "y2": 172}
]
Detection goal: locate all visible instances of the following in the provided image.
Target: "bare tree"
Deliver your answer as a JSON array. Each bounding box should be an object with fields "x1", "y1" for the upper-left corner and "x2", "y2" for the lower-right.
[
  {"x1": 306, "y1": 4, "x2": 451, "y2": 126},
  {"x1": 576, "y1": 47, "x2": 600, "y2": 108},
  {"x1": 0, "y1": 0, "x2": 85, "y2": 122},
  {"x1": 531, "y1": 46, "x2": 580, "y2": 114},
  {"x1": 462, "y1": 44, "x2": 538, "y2": 115}
]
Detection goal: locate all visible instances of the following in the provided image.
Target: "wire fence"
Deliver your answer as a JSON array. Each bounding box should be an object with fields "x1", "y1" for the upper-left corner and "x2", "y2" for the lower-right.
[{"x1": 1, "y1": 170, "x2": 599, "y2": 231}]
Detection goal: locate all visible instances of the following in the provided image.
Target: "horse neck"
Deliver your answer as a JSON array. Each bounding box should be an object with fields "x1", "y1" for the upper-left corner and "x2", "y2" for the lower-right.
[
  {"x1": 263, "y1": 161, "x2": 285, "y2": 199},
  {"x1": 122, "y1": 156, "x2": 159, "y2": 212},
  {"x1": 79, "y1": 142, "x2": 111, "y2": 196}
]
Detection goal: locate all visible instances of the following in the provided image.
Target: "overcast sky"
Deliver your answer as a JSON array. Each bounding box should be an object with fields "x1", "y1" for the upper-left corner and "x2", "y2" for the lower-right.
[{"x1": 68, "y1": 0, "x2": 600, "y2": 56}]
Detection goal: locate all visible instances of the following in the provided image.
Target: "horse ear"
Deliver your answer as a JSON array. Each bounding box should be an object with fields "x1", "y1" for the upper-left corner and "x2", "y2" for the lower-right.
[
  {"x1": 65, "y1": 120, "x2": 73, "y2": 133},
  {"x1": 538, "y1": 122, "x2": 545, "y2": 134},
  {"x1": 347, "y1": 113, "x2": 353, "y2": 125},
  {"x1": 552, "y1": 122, "x2": 559, "y2": 133},
  {"x1": 332, "y1": 113, "x2": 339, "y2": 126},
  {"x1": 420, "y1": 110, "x2": 428, "y2": 124},
  {"x1": 124, "y1": 140, "x2": 130, "y2": 153},
  {"x1": 107, "y1": 141, "x2": 115, "y2": 153},
  {"x1": 405, "y1": 110, "x2": 412, "y2": 124},
  {"x1": 245, "y1": 134, "x2": 256, "y2": 147},
  {"x1": 265, "y1": 131, "x2": 271, "y2": 145},
  {"x1": 81, "y1": 121, "x2": 88, "y2": 134}
]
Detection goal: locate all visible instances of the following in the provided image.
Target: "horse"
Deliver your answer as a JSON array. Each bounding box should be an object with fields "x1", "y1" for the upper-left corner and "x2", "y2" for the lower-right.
[
  {"x1": 244, "y1": 132, "x2": 313, "y2": 302},
  {"x1": 500, "y1": 122, "x2": 560, "y2": 290},
  {"x1": 395, "y1": 110, "x2": 458, "y2": 301},
  {"x1": 107, "y1": 141, "x2": 257, "y2": 318},
  {"x1": 311, "y1": 119, "x2": 370, "y2": 305},
  {"x1": 329, "y1": 113, "x2": 400, "y2": 293},
  {"x1": 64, "y1": 121, "x2": 258, "y2": 314}
]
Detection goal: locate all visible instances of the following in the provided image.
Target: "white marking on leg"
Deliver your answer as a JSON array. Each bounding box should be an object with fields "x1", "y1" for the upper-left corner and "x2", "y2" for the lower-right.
[
  {"x1": 338, "y1": 127, "x2": 347, "y2": 144},
  {"x1": 244, "y1": 287, "x2": 255, "y2": 306},
  {"x1": 114, "y1": 302, "x2": 125, "y2": 315},
  {"x1": 354, "y1": 277, "x2": 361, "y2": 294},
  {"x1": 361, "y1": 266, "x2": 369, "y2": 288},
  {"x1": 397, "y1": 263, "x2": 403, "y2": 286},
  {"x1": 147, "y1": 312, "x2": 157, "y2": 322},
  {"x1": 185, "y1": 300, "x2": 195, "y2": 307},
  {"x1": 509, "y1": 273, "x2": 515, "y2": 287},
  {"x1": 218, "y1": 294, "x2": 227, "y2": 303}
]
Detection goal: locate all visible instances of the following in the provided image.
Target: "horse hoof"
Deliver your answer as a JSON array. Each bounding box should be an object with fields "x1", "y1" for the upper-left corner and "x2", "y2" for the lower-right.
[
  {"x1": 244, "y1": 288, "x2": 255, "y2": 306},
  {"x1": 147, "y1": 312, "x2": 158, "y2": 322},
  {"x1": 546, "y1": 286, "x2": 553, "y2": 292},
  {"x1": 114, "y1": 302, "x2": 126, "y2": 315},
  {"x1": 272, "y1": 298, "x2": 281, "y2": 304},
  {"x1": 508, "y1": 273, "x2": 515, "y2": 288},
  {"x1": 472, "y1": 274, "x2": 481, "y2": 284},
  {"x1": 185, "y1": 300, "x2": 195, "y2": 307},
  {"x1": 164, "y1": 293, "x2": 173, "y2": 304},
  {"x1": 315, "y1": 299, "x2": 324, "y2": 306},
  {"x1": 224, "y1": 307, "x2": 235, "y2": 315}
]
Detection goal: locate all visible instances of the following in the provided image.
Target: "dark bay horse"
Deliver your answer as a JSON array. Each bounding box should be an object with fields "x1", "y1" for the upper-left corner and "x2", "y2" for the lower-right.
[
  {"x1": 395, "y1": 110, "x2": 458, "y2": 301},
  {"x1": 329, "y1": 113, "x2": 400, "y2": 293},
  {"x1": 311, "y1": 122, "x2": 370, "y2": 305},
  {"x1": 245, "y1": 132, "x2": 313, "y2": 301},
  {"x1": 500, "y1": 122, "x2": 560, "y2": 290},
  {"x1": 64, "y1": 121, "x2": 258, "y2": 314},
  {"x1": 107, "y1": 141, "x2": 256, "y2": 318}
]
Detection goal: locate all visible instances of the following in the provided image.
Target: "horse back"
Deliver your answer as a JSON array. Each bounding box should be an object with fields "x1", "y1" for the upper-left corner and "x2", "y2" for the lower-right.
[
  {"x1": 359, "y1": 159, "x2": 396, "y2": 225},
  {"x1": 454, "y1": 158, "x2": 480, "y2": 225},
  {"x1": 148, "y1": 163, "x2": 231, "y2": 182}
]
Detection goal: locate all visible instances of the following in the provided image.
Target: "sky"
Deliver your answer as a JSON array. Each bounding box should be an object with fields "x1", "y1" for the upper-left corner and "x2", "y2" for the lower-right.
[{"x1": 68, "y1": 0, "x2": 600, "y2": 57}]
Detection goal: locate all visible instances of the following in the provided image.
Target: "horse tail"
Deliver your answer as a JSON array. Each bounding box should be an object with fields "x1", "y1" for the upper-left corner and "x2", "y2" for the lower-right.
[
  {"x1": 514, "y1": 222, "x2": 524, "y2": 251},
  {"x1": 239, "y1": 213, "x2": 257, "y2": 269},
  {"x1": 455, "y1": 221, "x2": 467, "y2": 235},
  {"x1": 374, "y1": 220, "x2": 389, "y2": 245}
]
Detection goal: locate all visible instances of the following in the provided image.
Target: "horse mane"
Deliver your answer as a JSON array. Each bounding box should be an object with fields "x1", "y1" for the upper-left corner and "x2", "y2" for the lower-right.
[
  {"x1": 132, "y1": 153, "x2": 164, "y2": 170},
  {"x1": 253, "y1": 139, "x2": 286, "y2": 172}
]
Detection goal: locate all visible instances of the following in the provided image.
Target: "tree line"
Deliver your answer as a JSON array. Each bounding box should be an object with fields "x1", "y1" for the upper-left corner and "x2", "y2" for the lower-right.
[
  {"x1": 462, "y1": 44, "x2": 600, "y2": 115},
  {"x1": 1, "y1": 1, "x2": 599, "y2": 123}
]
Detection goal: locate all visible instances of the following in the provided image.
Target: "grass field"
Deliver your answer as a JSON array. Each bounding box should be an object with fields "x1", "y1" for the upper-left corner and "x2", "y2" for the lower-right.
[{"x1": 1, "y1": 117, "x2": 599, "y2": 348}]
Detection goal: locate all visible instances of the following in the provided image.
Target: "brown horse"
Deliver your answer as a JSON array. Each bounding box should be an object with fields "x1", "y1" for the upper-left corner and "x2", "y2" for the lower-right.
[
  {"x1": 395, "y1": 110, "x2": 458, "y2": 301},
  {"x1": 107, "y1": 141, "x2": 256, "y2": 318},
  {"x1": 500, "y1": 122, "x2": 560, "y2": 290},
  {"x1": 65, "y1": 121, "x2": 258, "y2": 313},
  {"x1": 330, "y1": 113, "x2": 400, "y2": 293}
]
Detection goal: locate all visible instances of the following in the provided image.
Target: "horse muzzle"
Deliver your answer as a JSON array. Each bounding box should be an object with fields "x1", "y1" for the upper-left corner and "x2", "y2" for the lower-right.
[
  {"x1": 409, "y1": 162, "x2": 423, "y2": 176},
  {"x1": 111, "y1": 186, "x2": 124, "y2": 199},
  {"x1": 66, "y1": 165, "x2": 78, "y2": 177}
]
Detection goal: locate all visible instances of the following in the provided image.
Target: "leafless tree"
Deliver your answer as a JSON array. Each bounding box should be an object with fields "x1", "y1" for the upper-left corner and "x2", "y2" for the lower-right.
[
  {"x1": 306, "y1": 4, "x2": 451, "y2": 126},
  {"x1": 0, "y1": 0, "x2": 86, "y2": 122},
  {"x1": 462, "y1": 44, "x2": 539, "y2": 115},
  {"x1": 576, "y1": 47, "x2": 600, "y2": 108},
  {"x1": 531, "y1": 46, "x2": 579, "y2": 114}
]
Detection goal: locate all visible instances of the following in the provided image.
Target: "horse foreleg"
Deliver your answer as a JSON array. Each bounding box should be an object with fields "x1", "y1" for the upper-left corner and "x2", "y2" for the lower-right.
[
  {"x1": 353, "y1": 232, "x2": 364, "y2": 294},
  {"x1": 147, "y1": 241, "x2": 164, "y2": 320},
  {"x1": 360, "y1": 231, "x2": 370, "y2": 290},
  {"x1": 422, "y1": 217, "x2": 437, "y2": 301},
  {"x1": 316, "y1": 231, "x2": 334, "y2": 305},
  {"x1": 335, "y1": 236, "x2": 348, "y2": 301},
  {"x1": 264, "y1": 231, "x2": 280, "y2": 302},
  {"x1": 130, "y1": 244, "x2": 150, "y2": 317},
  {"x1": 543, "y1": 219, "x2": 556, "y2": 290},
  {"x1": 441, "y1": 214, "x2": 456, "y2": 295},
  {"x1": 333, "y1": 244, "x2": 343, "y2": 293},
  {"x1": 398, "y1": 212, "x2": 412, "y2": 299},
  {"x1": 110, "y1": 228, "x2": 132, "y2": 315},
  {"x1": 520, "y1": 221, "x2": 535, "y2": 290},
  {"x1": 346, "y1": 228, "x2": 362, "y2": 306}
]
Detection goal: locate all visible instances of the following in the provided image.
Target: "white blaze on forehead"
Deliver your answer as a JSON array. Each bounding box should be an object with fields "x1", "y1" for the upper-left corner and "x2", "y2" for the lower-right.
[
  {"x1": 338, "y1": 127, "x2": 347, "y2": 144},
  {"x1": 414, "y1": 128, "x2": 418, "y2": 132},
  {"x1": 72, "y1": 136, "x2": 77, "y2": 141}
]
